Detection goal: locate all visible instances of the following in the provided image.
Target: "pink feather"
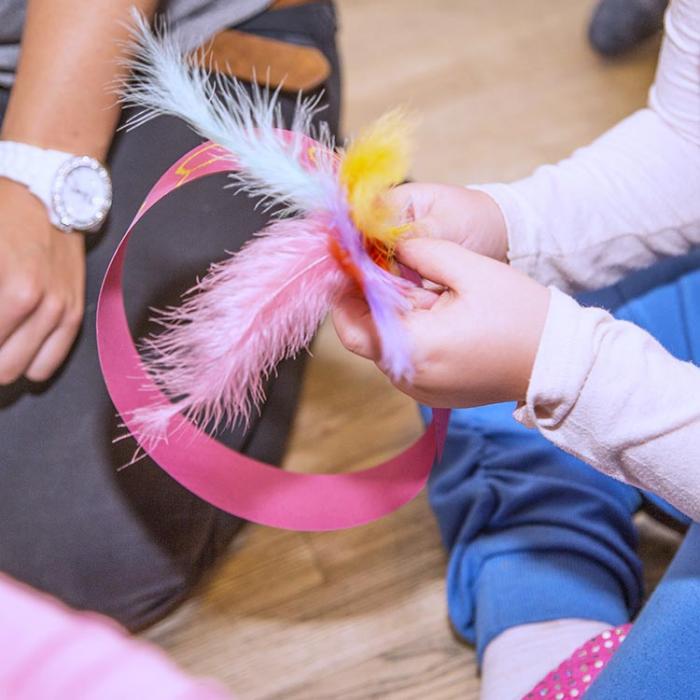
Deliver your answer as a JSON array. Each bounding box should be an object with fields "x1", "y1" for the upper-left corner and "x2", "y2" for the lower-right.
[{"x1": 129, "y1": 216, "x2": 345, "y2": 443}]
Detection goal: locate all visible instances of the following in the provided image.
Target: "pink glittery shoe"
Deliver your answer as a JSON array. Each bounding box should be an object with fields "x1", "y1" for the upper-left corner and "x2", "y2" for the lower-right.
[{"x1": 522, "y1": 623, "x2": 632, "y2": 699}]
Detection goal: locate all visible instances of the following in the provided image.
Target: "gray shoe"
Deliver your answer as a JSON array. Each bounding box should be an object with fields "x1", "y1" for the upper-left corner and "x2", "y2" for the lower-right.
[{"x1": 588, "y1": 0, "x2": 668, "y2": 56}]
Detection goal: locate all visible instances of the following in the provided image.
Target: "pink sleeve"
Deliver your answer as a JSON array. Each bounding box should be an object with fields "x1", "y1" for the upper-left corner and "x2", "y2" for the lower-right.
[
  {"x1": 0, "y1": 574, "x2": 232, "y2": 700},
  {"x1": 475, "y1": 0, "x2": 700, "y2": 293},
  {"x1": 515, "y1": 288, "x2": 700, "y2": 521}
]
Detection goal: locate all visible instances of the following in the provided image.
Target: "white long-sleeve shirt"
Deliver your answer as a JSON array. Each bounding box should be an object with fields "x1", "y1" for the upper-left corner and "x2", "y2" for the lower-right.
[{"x1": 479, "y1": 0, "x2": 700, "y2": 520}]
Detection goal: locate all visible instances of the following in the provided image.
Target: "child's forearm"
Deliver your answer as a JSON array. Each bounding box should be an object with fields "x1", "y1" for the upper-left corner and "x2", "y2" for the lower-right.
[
  {"x1": 517, "y1": 288, "x2": 700, "y2": 521},
  {"x1": 479, "y1": 0, "x2": 700, "y2": 294}
]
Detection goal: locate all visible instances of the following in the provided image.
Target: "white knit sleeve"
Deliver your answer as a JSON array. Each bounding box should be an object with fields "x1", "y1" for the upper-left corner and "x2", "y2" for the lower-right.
[
  {"x1": 515, "y1": 288, "x2": 700, "y2": 521},
  {"x1": 476, "y1": 0, "x2": 700, "y2": 293}
]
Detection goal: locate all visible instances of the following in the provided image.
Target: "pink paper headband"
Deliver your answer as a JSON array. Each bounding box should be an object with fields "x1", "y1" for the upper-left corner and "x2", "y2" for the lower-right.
[
  {"x1": 97, "y1": 139, "x2": 449, "y2": 531},
  {"x1": 97, "y1": 17, "x2": 449, "y2": 531}
]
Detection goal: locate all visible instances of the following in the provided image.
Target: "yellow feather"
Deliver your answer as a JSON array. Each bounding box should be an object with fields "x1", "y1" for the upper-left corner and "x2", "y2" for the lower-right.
[{"x1": 339, "y1": 110, "x2": 413, "y2": 257}]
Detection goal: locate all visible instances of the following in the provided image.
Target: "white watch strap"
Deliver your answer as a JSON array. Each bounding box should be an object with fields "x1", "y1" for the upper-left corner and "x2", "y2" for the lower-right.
[{"x1": 0, "y1": 141, "x2": 73, "y2": 226}]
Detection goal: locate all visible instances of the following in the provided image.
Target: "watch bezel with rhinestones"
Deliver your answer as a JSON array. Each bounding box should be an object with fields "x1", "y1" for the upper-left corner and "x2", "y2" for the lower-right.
[{"x1": 50, "y1": 155, "x2": 113, "y2": 233}]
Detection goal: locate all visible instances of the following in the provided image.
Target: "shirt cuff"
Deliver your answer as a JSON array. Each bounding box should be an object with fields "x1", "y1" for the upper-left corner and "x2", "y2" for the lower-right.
[
  {"x1": 513, "y1": 287, "x2": 614, "y2": 429},
  {"x1": 467, "y1": 182, "x2": 542, "y2": 276}
]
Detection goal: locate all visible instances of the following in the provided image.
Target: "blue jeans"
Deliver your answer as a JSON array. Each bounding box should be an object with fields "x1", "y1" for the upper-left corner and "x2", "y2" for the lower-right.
[{"x1": 427, "y1": 251, "x2": 700, "y2": 695}]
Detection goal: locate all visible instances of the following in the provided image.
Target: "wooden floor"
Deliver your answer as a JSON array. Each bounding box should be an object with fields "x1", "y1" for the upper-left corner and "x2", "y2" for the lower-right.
[{"x1": 143, "y1": 2, "x2": 676, "y2": 698}]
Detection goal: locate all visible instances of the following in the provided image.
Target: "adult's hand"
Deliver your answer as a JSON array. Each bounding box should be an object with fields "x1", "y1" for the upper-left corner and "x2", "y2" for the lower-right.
[{"x1": 0, "y1": 178, "x2": 85, "y2": 384}]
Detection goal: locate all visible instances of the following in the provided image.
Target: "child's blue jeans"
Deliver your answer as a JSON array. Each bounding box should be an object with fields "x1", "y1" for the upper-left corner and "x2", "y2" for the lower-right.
[{"x1": 426, "y1": 250, "x2": 700, "y2": 696}]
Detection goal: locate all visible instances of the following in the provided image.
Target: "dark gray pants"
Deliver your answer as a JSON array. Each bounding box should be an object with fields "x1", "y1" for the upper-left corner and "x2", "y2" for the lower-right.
[{"x1": 0, "y1": 1, "x2": 340, "y2": 630}]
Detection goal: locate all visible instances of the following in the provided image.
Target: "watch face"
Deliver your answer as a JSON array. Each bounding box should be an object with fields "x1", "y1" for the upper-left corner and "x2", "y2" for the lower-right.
[{"x1": 52, "y1": 157, "x2": 112, "y2": 232}]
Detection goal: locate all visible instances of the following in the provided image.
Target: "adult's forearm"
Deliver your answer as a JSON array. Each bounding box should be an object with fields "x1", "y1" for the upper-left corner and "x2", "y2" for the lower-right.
[{"x1": 1, "y1": 0, "x2": 158, "y2": 159}]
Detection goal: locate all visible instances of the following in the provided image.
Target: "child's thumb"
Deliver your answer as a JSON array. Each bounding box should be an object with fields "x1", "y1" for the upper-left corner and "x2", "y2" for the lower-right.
[
  {"x1": 383, "y1": 183, "x2": 420, "y2": 222},
  {"x1": 395, "y1": 238, "x2": 473, "y2": 291},
  {"x1": 383, "y1": 183, "x2": 440, "y2": 232}
]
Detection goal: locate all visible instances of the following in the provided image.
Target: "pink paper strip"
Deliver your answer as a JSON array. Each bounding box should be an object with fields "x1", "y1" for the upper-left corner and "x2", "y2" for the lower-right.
[{"x1": 96, "y1": 138, "x2": 448, "y2": 531}]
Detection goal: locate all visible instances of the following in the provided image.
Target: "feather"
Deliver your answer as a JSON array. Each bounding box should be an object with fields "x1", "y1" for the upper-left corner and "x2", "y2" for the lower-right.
[
  {"x1": 121, "y1": 10, "x2": 341, "y2": 217},
  {"x1": 339, "y1": 109, "x2": 413, "y2": 257},
  {"x1": 119, "y1": 14, "x2": 417, "y2": 441},
  {"x1": 129, "y1": 216, "x2": 345, "y2": 443},
  {"x1": 328, "y1": 205, "x2": 414, "y2": 380}
]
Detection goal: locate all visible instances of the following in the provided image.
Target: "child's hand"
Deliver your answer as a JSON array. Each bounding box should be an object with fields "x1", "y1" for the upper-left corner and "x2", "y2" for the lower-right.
[
  {"x1": 387, "y1": 183, "x2": 508, "y2": 262},
  {"x1": 332, "y1": 238, "x2": 550, "y2": 408}
]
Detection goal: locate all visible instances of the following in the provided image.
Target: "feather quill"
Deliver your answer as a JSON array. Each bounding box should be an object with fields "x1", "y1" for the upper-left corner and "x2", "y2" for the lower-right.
[
  {"x1": 130, "y1": 217, "x2": 345, "y2": 442},
  {"x1": 328, "y1": 207, "x2": 414, "y2": 380}
]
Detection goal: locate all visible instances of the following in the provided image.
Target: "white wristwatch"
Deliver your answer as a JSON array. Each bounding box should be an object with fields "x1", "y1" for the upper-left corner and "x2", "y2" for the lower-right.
[{"x1": 0, "y1": 141, "x2": 112, "y2": 233}]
